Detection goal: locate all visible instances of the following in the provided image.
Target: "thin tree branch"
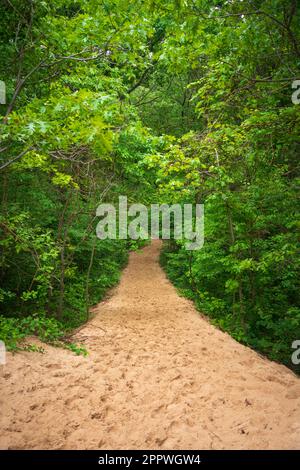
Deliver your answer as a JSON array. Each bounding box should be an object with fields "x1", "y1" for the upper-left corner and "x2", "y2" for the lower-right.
[{"x1": 0, "y1": 146, "x2": 35, "y2": 171}]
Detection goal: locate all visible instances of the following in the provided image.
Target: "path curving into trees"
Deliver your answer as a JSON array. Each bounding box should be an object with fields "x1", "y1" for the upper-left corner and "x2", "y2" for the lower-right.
[{"x1": 1, "y1": 241, "x2": 300, "y2": 450}]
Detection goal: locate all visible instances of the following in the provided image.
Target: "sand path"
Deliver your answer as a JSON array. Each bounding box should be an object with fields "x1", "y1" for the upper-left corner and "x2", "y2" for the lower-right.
[{"x1": 1, "y1": 240, "x2": 300, "y2": 449}]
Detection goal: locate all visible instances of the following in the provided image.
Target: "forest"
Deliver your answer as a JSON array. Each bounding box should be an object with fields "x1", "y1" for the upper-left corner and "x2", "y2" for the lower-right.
[{"x1": 0, "y1": 0, "x2": 299, "y2": 370}]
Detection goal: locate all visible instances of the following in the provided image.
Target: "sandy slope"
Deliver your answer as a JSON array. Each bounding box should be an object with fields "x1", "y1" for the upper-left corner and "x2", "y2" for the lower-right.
[{"x1": 1, "y1": 240, "x2": 300, "y2": 450}]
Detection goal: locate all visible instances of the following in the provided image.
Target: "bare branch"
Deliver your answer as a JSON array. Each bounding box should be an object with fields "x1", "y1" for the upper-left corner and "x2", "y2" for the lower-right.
[{"x1": 0, "y1": 146, "x2": 35, "y2": 171}]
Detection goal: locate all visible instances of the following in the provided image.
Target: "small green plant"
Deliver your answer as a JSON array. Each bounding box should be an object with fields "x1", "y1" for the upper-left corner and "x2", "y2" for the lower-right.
[
  {"x1": 65, "y1": 342, "x2": 88, "y2": 356},
  {"x1": 0, "y1": 314, "x2": 89, "y2": 356},
  {"x1": 22, "y1": 343, "x2": 45, "y2": 353}
]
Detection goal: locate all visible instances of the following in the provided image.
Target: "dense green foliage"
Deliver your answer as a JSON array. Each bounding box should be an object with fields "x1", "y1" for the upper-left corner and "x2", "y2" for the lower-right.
[
  {"x1": 150, "y1": 0, "x2": 300, "y2": 369},
  {"x1": 0, "y1": 0, "x2": 299, "y2": 367},
  {"x1": 0, "y1": 0, "x2": 157, "y2": 349}
]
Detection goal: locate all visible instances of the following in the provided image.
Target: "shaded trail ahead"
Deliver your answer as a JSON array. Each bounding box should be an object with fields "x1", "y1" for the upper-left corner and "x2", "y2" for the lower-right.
[{"x1": 1, "y1": 241, "x2": 300, "y2": 449}]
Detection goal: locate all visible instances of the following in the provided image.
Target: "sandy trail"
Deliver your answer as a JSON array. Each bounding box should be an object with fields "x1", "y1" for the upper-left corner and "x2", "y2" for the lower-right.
[{"x1": 1, "y1": 240, "x2": 300, "y2": 450}]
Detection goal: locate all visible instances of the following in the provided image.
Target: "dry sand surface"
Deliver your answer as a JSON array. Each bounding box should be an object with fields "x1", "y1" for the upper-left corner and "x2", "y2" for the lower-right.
[{"x1": 1, "y1": 240, "x2": 300, "y2": 449}]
